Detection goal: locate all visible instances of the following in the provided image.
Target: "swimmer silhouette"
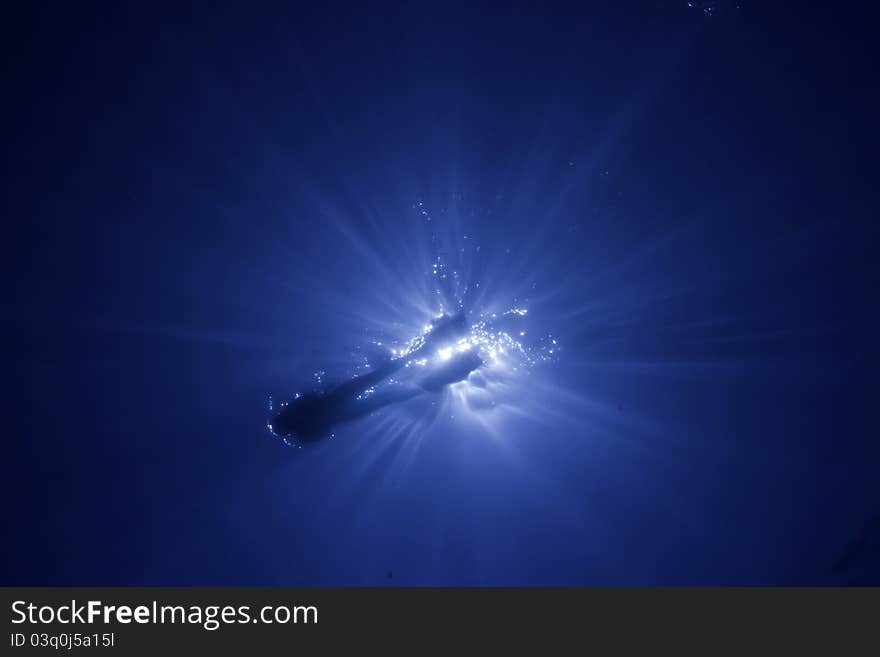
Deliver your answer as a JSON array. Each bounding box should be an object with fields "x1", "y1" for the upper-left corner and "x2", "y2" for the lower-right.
[{"x1": 268, "y1": 313, "x2": 482, "y2": 444}]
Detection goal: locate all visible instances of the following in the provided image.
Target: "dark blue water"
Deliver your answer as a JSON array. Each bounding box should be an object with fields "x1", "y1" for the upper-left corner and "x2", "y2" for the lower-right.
[{"x1": 5, "y1": 2, "x2": 878, "y2": 584}]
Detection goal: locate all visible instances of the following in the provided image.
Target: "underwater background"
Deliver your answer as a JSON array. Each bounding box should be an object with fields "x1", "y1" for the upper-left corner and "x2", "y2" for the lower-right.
[{"x1": 4, "y1": 1, "x2": 878, "y2": 584}]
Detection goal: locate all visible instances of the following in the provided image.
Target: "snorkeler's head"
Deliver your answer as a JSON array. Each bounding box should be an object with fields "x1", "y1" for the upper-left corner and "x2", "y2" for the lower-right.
[{"x1": 268, "y1": 392, "x2": 332, "y2": 443}]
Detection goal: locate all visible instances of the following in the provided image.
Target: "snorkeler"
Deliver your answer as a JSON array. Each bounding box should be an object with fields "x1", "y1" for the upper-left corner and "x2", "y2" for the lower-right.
[{"x1": 268, "y1": 313, "x2": 483, "y2": 444}]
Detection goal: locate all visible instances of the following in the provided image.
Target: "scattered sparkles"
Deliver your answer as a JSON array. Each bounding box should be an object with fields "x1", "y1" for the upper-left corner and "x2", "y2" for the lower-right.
[{"x1": 268, "y1": 200, "x2": 563, "y2": 447}]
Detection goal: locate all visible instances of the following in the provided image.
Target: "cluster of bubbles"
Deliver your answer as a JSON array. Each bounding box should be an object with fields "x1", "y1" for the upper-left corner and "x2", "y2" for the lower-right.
[
  {"x1": 367, "y1": 306, "x2": 559, "y2": 384},
  {"x1": 686, "y1": 0, "x2": 741, "y2": 17},
  {"x1": 302, "y1": 198, "x2": 560, "y2": 415},
  {"x1": 399, "y1": 199, "x2": 559, "y2": 381},
  {"x1": 468, "y1": 308, "x2": 559, "y2": 369},
  {"x1": 355, "y1": 385, "x2": 377, "y2": 401}
]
